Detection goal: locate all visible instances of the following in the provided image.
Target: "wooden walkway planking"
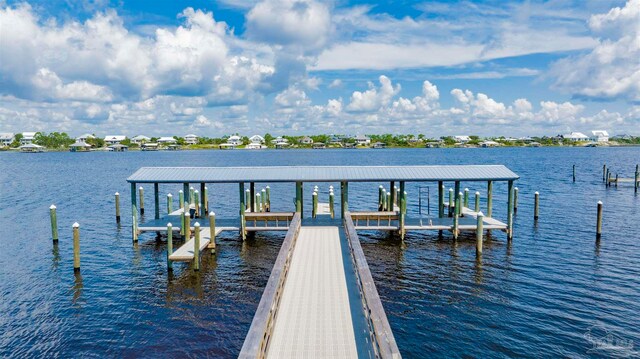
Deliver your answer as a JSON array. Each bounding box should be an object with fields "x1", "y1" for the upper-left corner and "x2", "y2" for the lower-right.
[
  {"x1": 168, "y1": 227, "x2": 222, "y2": 262},
  {"x1": 266, "y1": 226, "x2": 359, "y2": 359}
]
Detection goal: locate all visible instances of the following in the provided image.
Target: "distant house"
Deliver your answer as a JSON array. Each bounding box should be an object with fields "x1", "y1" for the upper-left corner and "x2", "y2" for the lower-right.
[
  {"x1": 0, "y1": 133, "x2": 14, "y2": 147},
  {"x1": 19, "y1": 143, "x2": 45, "y2": 152},
  {"x1": 21, "y1": 132, "x2": 37, "y2": 145},
  {"x1": 274, "y1": 137, "x2": 289, "y2": 149},
  {"x1": 611, "y1": 134, "x2": 632, "y2": 141},
  {"x1": 246, "y1": 142, "x2": 266, "y2": 149},
  {"x1": 454, "y1": 135, "x2": 471, "y2": 143},
  {"x1": 354, "y1": 135, "x2": 371, "y2": 146},
  {"x1": 372, "y1": 142, "x2": 386, "y2": 149},
  {"x1": 104, "y1": 135, "x2": 126, "y2": 145},
  {"x1": 329, "y1": 136, "x2": 343, "y2": 145},
  {"x1": 227, "y1": 135, "x2": 242, "y2": 146},
  {"x1": 131, "y1": 135, "x2": 151, "y2": 144},
  {"x1": 69, "y1": 141, "x2": 92, "y2": 152},
  {"x1": 312, "y1": 142, "x2": 326, "y2": 149},
  {"x1": 590, "y1": 130, "x2": 609, "y2": 143},
  {"x1": 480, "y1": 140, "x2": 500, "y2": 148},
  {"x1": 249, "y1": 135, "x2": 265, "y2": 144},
  {"x1": 76, "y1": 134, "x2": 95, "y2": 142},
  {"x1": 301, "y1": 136, "x2": 313, "y2": 145},
  {"x1": 563, "y1": 132, "x2": 589, "y2": 142},
  {"x1": 184, "y1": 134, "x2": 198, "y2": 145},
  {"x1": 108, "y1": 144, "x2": 128, "y2": 152},
  {"x1": 141, "y1": 142, "x2": 159, "y2": 151},
  {"x1": 158, "y1": 137, "x2": 177, "y2": 144}
]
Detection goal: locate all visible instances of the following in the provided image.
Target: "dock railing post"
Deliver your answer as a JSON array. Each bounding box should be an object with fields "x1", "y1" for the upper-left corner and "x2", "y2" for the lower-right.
[
  {"x1": 596, "y1": 201, "x2": 603, "y2": 239},
  {"x1": 534, "y1": 191, "x2": 540, "y2": 221},
  {"x1": 209, "y1": 212, "x2": 216, "y2": 254},
  {"x1": 487, "y1": 181, "x2": 493, "y2": 218},
  {"x1": 193, "y1": 222, "x2": 200, "y2": 271},
  {"x1": 475, "y1": 191, "x2": 480, "y2": 212},
  {"x1": 476, "y1": 212, "x2": 484, "y2": 257},
  {"x1": 189, "y1": 186, "x2": 195, "y2": 205},
  {"x1": 167, "y1": 223, "x2": 173, "y2": 271},
  {"x1": 329, "y1": 189, "x2": 335, "y2": 218},
  {"x1": 507, "y1": 180, "x2": 514, "y2": 240},
  {"x1": 115, "y1": 192, "x2": 121, "y2": 223},
  {"x1": 50, "y1": 205, "x2": 58, "y2": 242},
  {"x1": 154, "y1": 183, "x2": 160, "y2": 219},
  {"x1": 73, "y1": 222, "x2": 80, "y2": 272},
  {"x1": 514, "y1": 187, "x2": 519, "y2": 214},
  {"x1": 139, "y1": 186, "x2": 145, "y2": 215},
  {"x1": 167, "y1": 193, "x2": 173, "y2": 214},
  {"x1": 255, "y1": 193, "x2": 261, "y2": 213}
]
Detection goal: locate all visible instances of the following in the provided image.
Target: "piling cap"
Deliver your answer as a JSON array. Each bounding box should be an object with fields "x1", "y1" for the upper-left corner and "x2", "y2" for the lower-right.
[
  {"x1": 73, "y1": 222, "x2": 80, "y2": 228},
  {"x1": 50, "y1": 204, "x2": 56, "y2": 209},
  {"x1": 261, "y1": 189, "x2": 266, "y2": 192},
  {"x1": 475, "y1": 191, "x2": 480, "y2": 195},
  {"x1": 379, "y1": 185, "x2": 383, "y2": 188},
  {"x1": 209, "y1": 211, "x2": 215, "y2": 216},
  {"x1": 168, "y1": 193, "x2": 173, "y2": 197},
  {"x1": 477, "y1": 211, "x2": 484, "y2": 217},
  {"x1": 597, "y1": 200, "x2": 603, "y2": 205},
  {"x1": 246, "y1": 189, "x2": 250, "y2": 192},
  {"x1": 115, "y1": 192, "x2": 119, "y2": 195},
  {"x1": 194, "y1": 190, "x2": 199, "y2": 194},
  {"x1": 179, "y1": 190, "x2": 183, "y2": 193},
  {"x1": 194, "y1": 222, "x2": 200, "y2": 227},
  {"x1": 464, "y1": 188, "x2": 469, "y2": 191},
  {"x1": 266, "y1": 185, "x2": 270, "y2": 188},
  {"x1": 535, "y1": 191, "x2": 539, "y2": 195},
  {"x1": 167, "y1": 222, "x2": 172, "y2": 227},
  {"x1": 313, "y1": 192, "x2": 317, "y2": 195},
  {"x1": 515, "y1": 187, "x2": 518, "y2": 190},
  {"x1": 139, "y1": 186, "x2": 143, "y2": 190}
]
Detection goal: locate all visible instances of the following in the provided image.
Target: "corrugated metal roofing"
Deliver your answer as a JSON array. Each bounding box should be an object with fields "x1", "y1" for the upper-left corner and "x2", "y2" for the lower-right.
[{"x1": 127, "y1": 165, "x2": 518, "y2": 183}]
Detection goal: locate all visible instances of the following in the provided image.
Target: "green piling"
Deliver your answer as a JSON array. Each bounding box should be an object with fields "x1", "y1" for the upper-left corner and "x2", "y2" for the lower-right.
[
  {"x1": 261, "y1": 189, "x2": 267, "y2": 212},
  {"x1": 245, "y1": 189, "x2": 251, "y2": 211},
  {"x1": 179, "y1": 190, "x2": 184, "y2": 209},
  {"x1": 180, "y1": 209, "x2": 185, "y2": 236},
  {"x1": 193, "y1": 222, "x2": 200, "y2": 271},
  {"x1": 194, "y1": 190, "x2": 200, "y2": 218},
  {"x1": 265, "y1": 186, "x2": 271, "y2": 212},
  {"x1": 464, "y1": 188, "x2": 469, "y2": 208},
  {"x1": 204, "y1": 186, "x2": 209, "y2": 213},
  {"x1": 167, "y1": 193, "x2": 173, "y2": 214},
  {"x1": 378, "y1": 185, "x2": 384, "y2": 211},
  {"x1": 329, "y1": 190, "x2": 335, "y2": 218},
  {"x1": 167, "y1": 223, "x2": 173, "y2": 271},
  {"x1": 514, "y1": 187, "x2": 519, "y2": 214},
  {"x1": 50, "y1": 204, "x2": 58, "y2": 242},
  {"x1": 448, "y1": 188, "x2": 454, "y2": 217}
]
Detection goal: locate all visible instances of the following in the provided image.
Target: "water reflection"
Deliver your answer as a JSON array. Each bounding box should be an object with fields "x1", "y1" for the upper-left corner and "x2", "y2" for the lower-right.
[
  {"x1": 51, "y1": 243, "x2": 60, "y2": 270},
  {"x1": 71, "y1": 272, "x2": 83, "y2": 305}
]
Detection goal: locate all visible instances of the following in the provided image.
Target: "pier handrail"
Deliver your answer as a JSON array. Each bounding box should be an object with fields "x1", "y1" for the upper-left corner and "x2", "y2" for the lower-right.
[
  {"x1": 238, "y1": 212, "x2": 302, "y2": 359},
  {"x1": 344, "y1": 212, "x2": 401, "y2": 358}
]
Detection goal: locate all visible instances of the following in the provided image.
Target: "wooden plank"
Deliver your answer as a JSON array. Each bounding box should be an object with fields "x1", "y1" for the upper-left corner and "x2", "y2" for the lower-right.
[
  {"x1": 168, "y1": 227, "x2": 211, "y2": 262},
  {"x1": 239, "y1": 213, "x2": 302, "y2": 359},
  {"x1": 316, "y1": 202, "x2": 331, "y2": 215},
  {"x1": 344, "y1": 212, "x2": 401, "y2": 359},
  {"x1": 246, "y1": 226, "x2": 291, "y2": 231}
]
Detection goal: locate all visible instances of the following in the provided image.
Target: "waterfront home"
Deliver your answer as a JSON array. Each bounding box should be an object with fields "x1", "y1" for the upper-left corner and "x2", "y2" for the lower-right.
[
  {"x1": 372, "y1": 142, "x2": 386, "y2": 149},
  {"x1": 108, "y1": 144, "x2": 128, "y2": 152},
  {"x1": 158, "y1": 137, "x2": 177, "y2": 145},
  {"x1": 141, "y1": 143, "x2": 159, "y2": 151},
  {"x1": 301, "y1": 136, "x2": 313, "y2": 145},
  {"x1": 0, "y1": 133, "x2": 14, "y2": 147},
  {"x1": 131, "y1": 135, "x2": 151, "y2": 144},
  {"x1": 227, "y1": 135, "x2": 242, "y2": 146},
  {"x1": 69, "y1": 141, "x2": 92, "y2": 152},
  {"x1": 354, "y1": 135, "x2": 371, "y2": 146},
  {"x1": 529, "y1": 142, "x2": 541, "y2": 147},
  {"x1": 184, "y1": 134, "x2": 198, "y2": 145},
  {"x1": 21, "y1": 132, "x2": 37, "y2": 145},
  {"x1": 167, "y1": 144, "x2": 181, "y2": 151},
  {"x1": 249, "y1": 135, "x2": 265, "y2": 145},
  {"x1": 454, "y1": 135, "x2": 471, "y2": 143},
  {"x1": 274, "y1": 137, "x2": 289, "y2": 149},
  {"x1": 611, "y1": 134, "x2": 632, "y2": 141},
  {"x1": 312, "y1": 142, "x2": 326, "y2": 149},
  {"x1": 76, "y1": 134, "x2": 95, "y2": 142},
  {"x1": 425, "y1": 141, "x2": 441, "y2": 148},
  {"x1": 563, "y1": 132, "x2": 589, "y2": 142},
  {"x1": 246, "y1": 142, "x2": 266, "y2": 149},
  {"x1": 19, "y1": 143, "x2": 45, "y2": 152},
  {"x1": 104, "y1": 135, "x2": 126, "y2": 145},
  {"x1": 590, "y1": 130, "x2": 609, "y2": 143},
  {"x1": 329, "y1": 136, "x2": 343, "y2": 145},
  {"x1": 480, "y1": 140, "x2": 500, "y2": 148}
]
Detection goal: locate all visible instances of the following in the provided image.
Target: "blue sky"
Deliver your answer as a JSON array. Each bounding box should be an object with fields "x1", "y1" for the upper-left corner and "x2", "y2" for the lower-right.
[{"x1": 0, "y1": 0, "x2": 638, "y2": 137}]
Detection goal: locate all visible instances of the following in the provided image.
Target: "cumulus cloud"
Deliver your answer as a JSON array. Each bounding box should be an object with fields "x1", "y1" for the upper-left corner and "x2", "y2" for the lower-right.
[
  {"x1": 275, "y1": 86, "x2": 311, "y2": 108},
  {"x1": 346, "y1": 75, "x2": 400, "y2": 112},
  {"x1": 550, "y1": 0, "x2": 640, "y2": 102}
]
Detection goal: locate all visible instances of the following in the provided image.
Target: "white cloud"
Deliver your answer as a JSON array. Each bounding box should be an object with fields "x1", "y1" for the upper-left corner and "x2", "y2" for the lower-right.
[
  {"x1": 346, "y1": 75, "x2": 400, "y2": 112},
  {"x1": 550, "y1": 0, "x2": 640, "y2": 102},
  {"x1": 275, "y1": 86, "x2": 310, "y2": 108}
]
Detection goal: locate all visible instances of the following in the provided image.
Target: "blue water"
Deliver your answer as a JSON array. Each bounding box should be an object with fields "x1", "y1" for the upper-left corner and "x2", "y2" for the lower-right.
[{"x1": 0, "y1": 147, "x2": 639, "y2": 358}]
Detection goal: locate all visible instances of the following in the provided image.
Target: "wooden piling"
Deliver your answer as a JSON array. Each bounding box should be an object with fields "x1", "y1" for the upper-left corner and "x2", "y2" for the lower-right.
[
  {"x1": 507, "y1": 180, "x2": 514, "y2": 241},
  {"x1": 635, "y1": 165, "x2": 639, "y2": 193},
  {"x1": 179, "y1": 190, "x2": 184, "y2": 209},
  {"x1": 329, "y1": 190, "x2": 335, "y2": 218},
  {"x1": 390, "y1": 181, "x2": 395, "y2": 207},
  {"x1": 448, "y1": 188, "x2": 454, "y2": 217},
  {"x1": 204, "y1": 186, "x2": 209, "y2": 213},
  {"x1": 245, "y1": 189, "x2": 251, "y2": 210},
  {"x1": 114, "y1": 192, "x2": 121, "y2": 223},
  {"x1": 378, "y1": 185, "x2": 384, "y2": 211},
  {"x1": 615, "y1": 174, "x2": 618, "y2": 188},
  {"x1": 154, "y1": 183, "x2": 160, "y2": 219},
  {"x1": 185, "y1": 211, "x2": 191, "y2": 240},
  {"x1": 183, "y1": 183, "x2": 190, "y2": 206},
  {"x1": 572, "y1": 164, "x2": 576, "y2": 182},
  {"x1": 487, "y1": 181, "x2": 493, "y2": 217},
  {"x1": 476, "y1": 212, "x2": 484, "y2": 257},
  {"x1": 250, "y1": 182, "x2": 255, "y2": 212},
  {"x1": 534, "y1": 191, "x2": 539, "y2": 220},
  {"x1": 255, "y1": 193, "x2": 261, "y2": 213},
  {"x1": 189, "y1": 187, "x2": 195, "y2": 205},
  {"x1": 131, "y1": 183, "x2": 138, "y2": 242},
  {"x1": 400, "y1": 190, "x2": 407, "y2": 240},
  {"x1": 73, "y1": 222, "x2": 80, "y2": 272},
  {"x1": 50, "y1": 204, "x2": 58, "y2": 242},
  {"x1": 239, "y1": 182, "x2": 246, "y2": 240},
  {"x1": 438, "y1": 181, "x2": 444, "y2": 218},
  {"x1": 180, "y1": 208, "x2": 185, "y2": 236},
  {"x1": 340, "y1": 181, "x2": 348, "y2": 218},
  {"x1": 194, "y1": 222, "x2": 200, "y2": 271},
  {"x1": 139, "y1": 186, "x2": 145, "y2": 215},
  {"x1": 514, "y1": 187, "x2": 519, "y2": 214},
  {"x1": 167, "y1": 193, "x2": 173, "y2": 214},
  {"x1": 475, "y1": 191, "x2": 480, "y2": 212},
  {"x1": 261, "y1": 189, "x2": 267, "y2": 212},
  {"x1": 602, "y1": 164, "x2": 607, "y2": 182},
  {"x1": 167, "y1": 223, "x2": 173, "y2": 271},
  {"x1": 312, "y1": 191, "x2": 318, "y2": 218},
  {"x1": 209, "y1": 212, "x2": 216, "y2": 254},
  {"x1": 453, "y1": 192, "x2": 460, "y2": 240},
  {"x1": 265, "y1": 186, "x2": 271, "y2": 212},
  {"x1": 387, "y1": 190, "x2": 391, "y2": 212},
  {"x1": 200, "y1": 183, "x2": 206, "y2": 214},
  {"x1": 596, "y1": 201, "x2": 603, "y2": 239},
  {"x1": 194, "y1": 190, "x2": 200, "y2": 217},
  {"x1": 464, "y1": 188, "x2": 469, "y2": 208}
]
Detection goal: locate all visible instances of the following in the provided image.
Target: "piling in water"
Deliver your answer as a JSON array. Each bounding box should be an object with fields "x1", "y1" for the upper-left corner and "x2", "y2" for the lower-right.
[
  {"x1": 635, "y1": 165, "x2": 639, "y2": 193},
  {"x1": 534, "y1": 192, "x2": 540, "y2": 220},
  {"x1": 194, "y1": 190, "x2": 200, "y2": 218},
  {"x1": 167, "y1": 193, "x2": 173, "y2": 214},
  {"x1": 329, "y1": 190, "x2": 335, "y2": 218},
  {"x1": 378, "y1": 185, "x2": 384, "y2": 211},
  {"x1": 204, "y1": 186, "x2": 209, "y2": 213},
  {"x1": 265, "y1": 186, "x2": 271, "y2": 212},
  {"x1": 596, "y1": 201, "x2": 603, "y2": 239},
  {"x1": 154, "y1": 183, "x2": 160, "y2": 220},
  {"x1": 179, "y1": 190, "x2": 184, "y2": 209},
  {"x1": 261, "y1": 189, "x2": 267, "y2": 213},
  {"x1": 73, "y1": 223, "x2": 80, "y2": 272},
  {"x1": 448, "y1": 188, "x2": 454, "y2": 217},
  {"x1": 180, "y1": 208, "x2": 185, "y2": 236},
  {"x1": 572, "y1": 164, "x2": 576, "y2": 182},
  {"x1": 185, "y1": 212, "x2": 191, "y2": 240},
  {"x1": 464, "y1": 188, "x2": 469, "y2": 208},
  {"x1": 167, "y1": 223, "x2": 173, "y2": 271},
  {"x1": 194, "y1": 222, "x2": 200, "y2": 271},
  {"x1": 475, "y1": 192, "x2": 480, "y2": 212},
  {"x1": 487, "y1": 181, "x2": 493, "y2": 218},
  {"x1": 312, "y1": 191, "x2": 318, "y2": 218},
  {"x1": 50, "y1": 204, "x2": 58, "y2": 242},
  {"x1": 514, "y1": 187, "x2": 519, "y2": 214},
  {"x1": 209, "y1": 212, "x2": 216, "y2": 254},
  {"x1": 114, "y1": 192, "x2": 121, "y2": 223},
  {"x1": 245, "y1": 189, "x2": 251, "y2": 211},
  {"x1": 139, "y1": 187, "x2": 145, "y2": 215},
  {"x1": 255, "y1": 193, "x2": 261, "y2": 213},
  {"x1": 602, "y1": 164, "x2": 607, "y2": 182},
  {"x1": 476, "y1": 211, "x2": 484, "y2": 257}
]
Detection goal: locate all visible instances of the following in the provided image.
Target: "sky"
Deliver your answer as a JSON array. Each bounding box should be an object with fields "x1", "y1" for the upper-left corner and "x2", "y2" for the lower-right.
[{"x1": 0, "y1": 0, "x2": 638, "y2": 137}]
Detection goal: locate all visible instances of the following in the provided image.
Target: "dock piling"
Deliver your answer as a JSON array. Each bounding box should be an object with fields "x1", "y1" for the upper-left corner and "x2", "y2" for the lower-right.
[
  {"x1": 114, "y1": 192, "x2": 121, "y2": 223},
  {"x1": 474, "y1": 191, "x2": 480, "y2": 212},
  {"x1": 204, "y1": 186, "x2": 209, "y2": 213},
  {"x1": 615, "y1": 174, "x2": 618, "y2": 188},
  {"x1": 185, "y1": 211, "x2": 191, "y2": 240},
  {"x1": 200, "y1": 184, "x2": 206, "y2": 214},
  {"x1": 73, "y1": 222, "x2": 80, "y2": 272},
  {"x1": 49, "y1": 204, "x2": 58, "y2": 242},
  {"x1": 514, "y1": 187, "x2": 519, "y2": 214},
  {"x1": 167, "y1": 193, "x2": 173, "y2": 214},
  {"x1": 190, "y1": 187, "x2": 195, "y2": 205},
  {"x1": 596, "y1": 201, "x2": 603, "y2": 239},
  {"x1": 180, "y1": 208, "x2": 185, "y2": 236},
  {"x1": 476, "y1": 211, "x2": 484, "y2": 257},
  {"x1": 261, "y1": 189, "x2": 267, "y2": 212},
  {"x1": 194, "y1": 190, "x2": 200, "y2": 217},
  {"x1": 209, "y1": 212, "x2": 216, "y2": 254},
  {"x1": 635, "y1": 165, "x2": 639, "y2": 193},
  {"x1": 194, "y1": 222, "x2": 200, "y2": 271},
  {"x1": 572, "y1": 164, "x2": 576, "y2": 182},
  {"x1": 448, "y1": 188, "x2": 454, "y2": 217},
  {"x1": 245, "y1": 189, "x2": 251, "y2": 211},
  {"x1": 179, "y1": 190, "x2": 184, "y2": 209},
  {"x1": 453, "y1": 191, "x2": 461, "y2": 240},
  {"x1": 534, "y1": 192, "x2": 540, "y2": 220},
  {"x1": 507, "y1": 180, "x2": 514, "y2": 241},
  {"x1": 265, "y1": 186, "x2": 271, "y2": 212},
  {"x1": 154, "y1": 183, "x2": 160, "y2": 219},
  {"x1": 487, "y1": 181, "x2": 493, "y2": 217},
  {"x1": 250, "y1": 183, "x2": 255, "y2": 212},
  {"x1": 131, "y1": 183, "x2": 138, "y2": 242},
  {"x1": 255, "y1": 193, "x2": 261, "y2": 213},
  {"x1": 139, "y1": 187, "x2": 145, "y2": 215},
  {"x1": 329, "y1": 189, "x2": 335, "y2": 218},
  {"x1": 312, "y1": 191, "x2": 318, "y2": 218},
  {"x1": 602, "y1": 164, "x2": 607, "y2": 182},
  {"x1": 464, "y1": 188, "x2": 469, "y2": 208},
  {"x1": 378, "y1": 185, "x2": 384, "y2": 211},
  {"x1": 167, "y1": 223, "x2": 173, "y2": 271}
]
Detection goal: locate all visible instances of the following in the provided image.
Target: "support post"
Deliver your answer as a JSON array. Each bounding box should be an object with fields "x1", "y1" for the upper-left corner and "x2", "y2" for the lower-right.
[
  {"x1": 180, "y1": 206, "x2": 185, "y2": 236},
  {"x1": 190, "y1": 186, "x2": 195, "y2": 204},
  {"x1": 139, "y1": 186, "x2": 145, "y2": 215},
  {"x1": 399, "y1": 181, "x2": 406, "y2": 239},
  {"x1": 487, "y1": 181, "x2": 493, "y2": 217},
  {"x1": 312, "y1": 191, "x2": 318, "y2": 218},
  {"x1": 453, "y1": 192, "x2": 460, "y2": 240},
  {"x1": 602, "y1": 164, "x2": 606, "y2": 182},
  {"x1": 438, "y1": 181, "x2": 444, "y2": 218},
  {"x1": 476, "y1": 212, "x2": 484, "y2": 257},
  {"x1": 341, "y1": 181, "x2": 348, "y2": 218},
  {"x1": 194, "y1": 190, "x2": 200, "y2": 218},
  {"x1": 200, "y1": 183, "x2": 206, "y2": 214},
  {"x1": 250, "y1": 182, "x2": 255, "y2": 212},
  {"x1": 209, "y1": 212, "x2": 216, "y2": 254},
  {"x1": 572, "y1": 164, "x2": 576, "y2": 182},
  {"x1": 50, "y1": 204, "x2": 58, "y2": 242},
  {"x1": 184, "y1": 211, "x2": 191, "y2": 240},
  {"x1": 245, "y1": 189, "x2": 251, "y2": 210},
  {"x1": 635, "y1": 165, "x2": 639, "y2": 193},
  {"x1": 378, "y1": 185, "x2": 384, "y2": 211},
  {"x1": 390, "y1": 181, "x2": 395, "y2": 208},
  {"x1": 167, "y1": 223, "x2": 173, "y2": 271},
  {"x1": 179, "y1": 190, "x2": 184, "y2": 210},
  {"x1": 194, "y1": 222, "x2": 200, "y2": 271},
  {"x1": 329, "y1": 189, "x2": 335, "y2": 218},
  {"x1": 615, "y1": 174, "x2": 618, "y2": 188},
  {"x1": 514, "y1": 187, "x2": 519, "y2": 214},
  {"x1": 596, "y1": 201, "x2": 603, "y2": 240},
  {"x1": 204, "y1": 186, "x2": 209, "y2": 214},
  {"x1": 239, "y1": 182, "x2": 246, "y2": 240},
  {"x1": 255, "y1": 193, "x2": 261, "y2": 213},
  {"x1": 73, "y1": 222, "x2": 80, "y2": 272},
  {"x1": 475, "y1": 191, "x2": 480, "y2": 212},
  {"x1": 115, "y1": 192, "x2": 121, "y2": 223},
  {"x1": 296, "y1": 182, "x2": 302, "y2": 214},
  {"x1": 448, "y1": 188, "x2": 454, "y2": 217},
  {"x1": 265, "y1": 186, "x2": 271, "y2": 212},
  {"x1": 534, "y1": 191, "x2": 540, "y2": 221},
  {"x1": 464, "y1": 188, "x2": 469, "y2": 208},
  {"x1": 183, "y1": 183, "x2": 189, "y2": 207},
  {"x1": 167, "y1": 193, "x2": 173, "y2": 214},
  {"x1": 261, "y1": 189, "x2": 267, "y2": 212},
  {"x1": 131, "y1": 182, "x2": 138, "y2": 242},
  {"x1": 507, "y1": 180, "x2": 514, "y2": 240},
  {"x1": 154, "y1": 183, "x2": 159, "y2": 219}
]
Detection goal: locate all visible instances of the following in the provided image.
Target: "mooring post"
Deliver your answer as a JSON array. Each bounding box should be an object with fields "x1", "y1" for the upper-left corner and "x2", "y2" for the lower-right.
[
  {"x1": 184, "y1": 211, "x2": 191, "y2": 241},
  {"x1": 73, "y1": 222, "x2": 80, "y2": 272},
  {"x1": 114, "y1": 192, "x2": 121, "y2": 223},
  {"x1": 572, "y1": 164, "x2": 576, "y2": 183},
  {"x1": 329, "y1": 189, "x2": 335, "y2": 218},
  {"x1": 131, "y1": 182, "x2": 138, "y2": 242},
  {"x1": 607, "y1": 171, "x2": 611, "y2": 188},
  {"x1": 180, "y1": 208, "x2": 185, "y2": 236},
  {"x1": 475, "y1": 191, "x2": 480, "y2": 212},
  {"x1": 514, "y1": 187, "x2": 519, "y2": 214},
  {"x1": 261, "y1": 189, "x2": 267, "y2": 212},
  {"x1": 476, "y1": 212, "x2": 484, "y2": 257},
  {"x1": 312, "y1": 191, "x2": 318, "y2": 218},
  {"x1": 189, "y1": 186, "x2": 195, "y2": 205},
  {"x1": 602, "y1": 164, "x2": 607, "y2": 182},
  {"x1": 200, "y1": 183, "x2": 206, "y2": 214},
  {"x1": 167, "y1": 193, "x2": 173, "y2": 214},
  {"x1": 507, "y1": 180, "x2": 514, "y2": 241},
  {"x1": 596, "y1": 201, "x2": 603, "y2": 239},
  {"x1": 255, "y1": 193, "x2": 261, "y2": 213},
  {"x1": 194, "y1": 190, "x2": 200, "y2": 218},
  {"x1": 448, "y1": 188, "x2": 454, "y2": 217},
  {"x1": 167, "y1": 223, "x2": 173, "y2": 271},
  {"x1": 204, "y1": 186, "x2": 209, "y2": 214},
  {"x1": 239, "y1": 182, "x2": 246, "y2": 240},
  {"x1": 250, "y1": 182, "x2": 256, "y2": 212},
  {"x1": 615, "y1": 173, "x2": 618, "y2": 188},
  {"x1": 139, "y1": 186, "x2": 145, "y2": 215},
  {"x1": 387, "y1": 190, "x2": 392, "y2": 212},
  {"x1": 296, "y1": 182, "x2": 302, "y2": 214},
  {"x1": 487, "y1": 181, "x2": 493, "y2": 217},
  {"x1": 154, "y1": 183, "x2": 160, "y2": 219},
  {"x1": 453, "y1": 192, "x2": 460, "y2": 240},
  {"x1": 245, "y1": 189, "x2": 251, "y2": 211},
  {"x1": 50, "y1": 204, "x2": 58, "y2": 242},
  {"x1": 534, "y1": 191, "x2": 540, "y2": 221},
  {"x1": 400, "y1": 190, "x2": 407, "y2": 240},
  {"x1": 438, "y1": 181, "x2": 444, "y2": 218},
  {"x1": 635, "y1": 164, "x2": 639, "y2": 193},
  {"x1": 183, "y1": 183, "x2": 189, "y2": 208},
  {"x1": 341, "y1": 181, "x2": 348, "y2": 218},
  {"x1": 378, "y1": 185, "x2": 384, "y2": 211},
  {"x1": 389, "y1": 181, "x2": 395, "y2": 208},
  {"x1": 265, "y1": 186, "x2": 271, "y2": 212},
  {"x1": 464, "y1": 188, "x2": 469, "y2": 208},
  {"x1": 209, "y1": 212, "x2": 216, "y2": 254},
  {"x1": 396, "y1": 187, "x2": 400, "y2": 206},
  {"x1": 179, "y1": 190, "x2": 184, "y2": 210},
  {"x1": 193, "y1": 222, "x2": 200, "y2": 271}
]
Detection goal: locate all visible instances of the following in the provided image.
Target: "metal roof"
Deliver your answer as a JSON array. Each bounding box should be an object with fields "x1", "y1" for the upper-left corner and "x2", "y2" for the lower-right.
[{"x1": 127, "y1": 165, "x2": 518, "y2": 183}]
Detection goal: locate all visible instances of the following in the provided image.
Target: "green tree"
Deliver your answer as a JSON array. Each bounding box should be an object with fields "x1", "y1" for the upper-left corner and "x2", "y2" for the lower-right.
[
  {"x1": 10, "y1": 133, "x2": 23, "y2": 148},
  {"x1": 264, "y1": 133, "x2": 274, "y2": 146},
  {"x1": 121, "y1": 138, "x2": 132, "y2": 146}
]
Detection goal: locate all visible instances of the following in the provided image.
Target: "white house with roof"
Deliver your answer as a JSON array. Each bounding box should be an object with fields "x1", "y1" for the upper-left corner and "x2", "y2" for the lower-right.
[
  {"x1": 563, "y1": 132, "x2": 589, "y2": 142},
  {"x1": 131, "y1": 135, "x2": 151, "y2": 144},
  {"x1": 274, "y1": 137, "x2": 289, "y2": 148},
  {"x1": 353, "y1": 135, "x2": 371, "y2": 146},
  {"x1": 301, "y1": 136, "x2": 313, "y2": 145},
  {"x1": 227, "y1": 135, "x2": 242, "y2": 146},
  {"x1": 76, "y1": 133, "x2": 95, "y2": 142},
  {"x1": 249, "y1": 135, "x2": 265, "y2": 144},
  {"x1": 158, "y1": 137, "x2": 177, "y2": 144},
  {"x1": 0, "y1": 133, "x2": 15, "y2": 146},
  {"x1": 590, "y1": 130, "x2": 609, "y2": 142},
  {"x1": 104, "y1": 135, "x2": 126, "y2": 145},
  {"x1": 454, "y1": 135, "x2": 471, "y2": 143},
  {"x1": 21, "y1": 132, "x2": 37, "y2": 145},
  {"x1": 184, "y1": 134, "x2": 198, "y2": 145}
]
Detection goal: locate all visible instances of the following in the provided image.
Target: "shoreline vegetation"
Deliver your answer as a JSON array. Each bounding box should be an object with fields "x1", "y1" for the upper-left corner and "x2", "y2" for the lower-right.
[{"x1": 1, "y1": 132, "x2": 639, "y2": 152}]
